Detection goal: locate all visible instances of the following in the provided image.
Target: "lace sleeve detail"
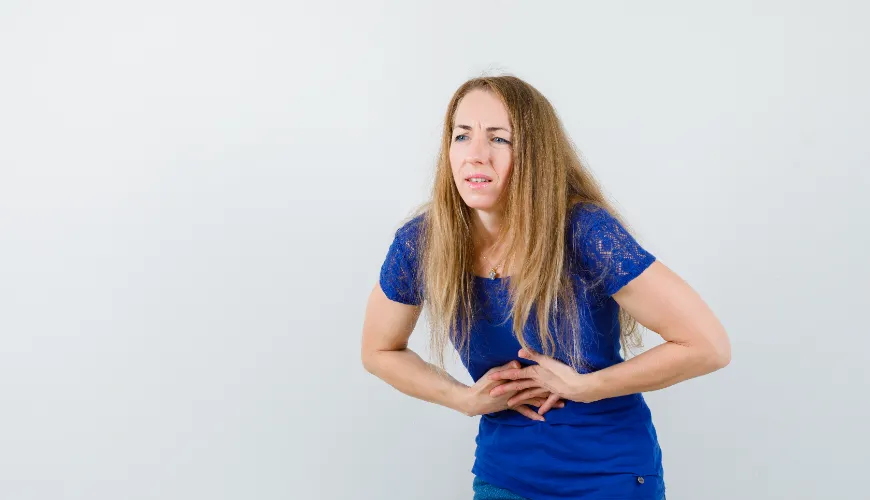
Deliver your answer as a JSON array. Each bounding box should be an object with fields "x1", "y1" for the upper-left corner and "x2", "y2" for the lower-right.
[
  {"x1": 378, "y1": 215, "x2": 424, "y2": 305},
  {"x1": 571, "y1": 205, "x2": 656, "y2": 297}
]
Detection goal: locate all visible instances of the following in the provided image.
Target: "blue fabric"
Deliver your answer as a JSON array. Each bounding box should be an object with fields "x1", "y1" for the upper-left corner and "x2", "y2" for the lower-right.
[
  {"x1": 473, "y1": 476, "x2": 529, "y2": 500},
  {"x1": 380, "y1": 203, "x2": 665, "y2": 499}
]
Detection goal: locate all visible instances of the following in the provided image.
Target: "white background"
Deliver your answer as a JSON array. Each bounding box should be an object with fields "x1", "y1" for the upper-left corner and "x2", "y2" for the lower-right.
[{"x1": 1, "y1": 1, "x2": 867, "y2": 499}]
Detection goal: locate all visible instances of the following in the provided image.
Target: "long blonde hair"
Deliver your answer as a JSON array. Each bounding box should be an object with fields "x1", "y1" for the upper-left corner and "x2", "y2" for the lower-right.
[{"x1": 406, "y1": 75, "x2": 645, "y2": 370}]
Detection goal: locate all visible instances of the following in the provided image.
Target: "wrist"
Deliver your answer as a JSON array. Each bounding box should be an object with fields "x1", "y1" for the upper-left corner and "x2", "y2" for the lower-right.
[
  {"x1": 451, "y1": 384, "x2": 475, "y2": 416},
  {"x1": 569, "y1": 371, "x2": 603, "y2": 403}
]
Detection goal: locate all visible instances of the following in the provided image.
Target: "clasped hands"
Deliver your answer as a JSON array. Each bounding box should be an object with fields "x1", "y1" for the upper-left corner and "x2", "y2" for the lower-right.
[{"x1": 460, "y1": 348, "x2": 594, "y2": 422}]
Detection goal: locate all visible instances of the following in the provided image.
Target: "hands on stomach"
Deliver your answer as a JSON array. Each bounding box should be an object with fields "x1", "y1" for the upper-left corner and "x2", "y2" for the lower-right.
[{"x1": 460, "y1": 360, "x2": 565, "y2": 421}]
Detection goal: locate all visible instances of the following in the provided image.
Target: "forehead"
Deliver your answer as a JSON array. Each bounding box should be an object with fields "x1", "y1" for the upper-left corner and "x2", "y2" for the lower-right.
[{"x1": 453, "y1": 89, "x2": 510, "y2": 127}]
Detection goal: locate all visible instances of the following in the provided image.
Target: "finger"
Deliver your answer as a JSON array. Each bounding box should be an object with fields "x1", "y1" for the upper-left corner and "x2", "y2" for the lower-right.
[
  {"x1": 490, "y1": 379, "x2": 540, "y2": 397},
  {"x1": 489, "y1": 365, "x2": 537, "y2": 382},
  {"x1": 507, "y1": 387, "x2": 549, "y2": 406},
  {"x1": 520, "y1": 349, "x2": 566, "y2": 375},
  {"x1": 513, "y1": 397, "x2": 566, "y2": 414},
  {"x1": 507, "y1": 387, "x2": 549, "y2": 407},
  {"x1": 481, "y1": 361, "x2": 523, "y2": 390},
  {"x1": 518, "y1": 348, "x2": 539, "y2": 361},
  {"x1": 520, "y1": 397, "x2": 548, "y2": 407},
  {"x1": 507, "y1": 396, "x2": 547, "y2": 408},
  {"x1": 537, "y1": 393, "x2": 562, "y2": 415},
  {"x1": 538, "y1": 399, "x2": 565, "y2": 415},
  {"x1": 511, "y1": 404, "x2": 545, "y2": 422},
  {"x1": 485, "y1": 360, "x2": 520, "y2": 376}
]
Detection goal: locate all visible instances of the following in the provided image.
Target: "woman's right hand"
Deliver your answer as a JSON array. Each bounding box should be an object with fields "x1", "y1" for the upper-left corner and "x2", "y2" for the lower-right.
[{"x1": 459, "y1": 360, "x2": 564, "y2": 421}]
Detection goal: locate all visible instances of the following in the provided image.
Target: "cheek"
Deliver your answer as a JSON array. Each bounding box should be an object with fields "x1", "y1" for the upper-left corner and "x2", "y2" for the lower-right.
[
  {"x1": 496, "y1": 156, "x2": 513, "y2": 180},
  {"x1": 449, "y1": 149, "x2": 462, "y2": 176}
]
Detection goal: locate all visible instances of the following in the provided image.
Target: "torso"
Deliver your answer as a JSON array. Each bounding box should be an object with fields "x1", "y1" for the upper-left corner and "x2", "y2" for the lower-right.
[{"x1": 464, "y1": 274, "x2": 665, "y2": 499}]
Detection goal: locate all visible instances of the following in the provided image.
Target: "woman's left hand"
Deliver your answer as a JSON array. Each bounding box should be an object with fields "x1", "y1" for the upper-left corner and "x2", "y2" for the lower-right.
[{"x1": 488, "y1": 349, "x2": 597, "y2": 414}]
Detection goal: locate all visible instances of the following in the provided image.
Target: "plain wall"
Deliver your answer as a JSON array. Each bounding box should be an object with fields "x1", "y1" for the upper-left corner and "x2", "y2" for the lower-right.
[{"x1": 1, "y1": 1, "x2": 867, "y2": 499}]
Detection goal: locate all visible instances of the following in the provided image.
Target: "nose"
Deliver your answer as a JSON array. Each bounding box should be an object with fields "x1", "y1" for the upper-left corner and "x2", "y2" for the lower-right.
[{"x1": 465, "y1": 132, "x2": 489, "y2": 165}]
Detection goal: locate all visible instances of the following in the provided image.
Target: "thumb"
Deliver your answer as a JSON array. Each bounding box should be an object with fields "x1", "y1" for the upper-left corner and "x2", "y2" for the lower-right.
[
  {"x1": 518, "y1": 349, "x2": 540, "y2": 362},
  {"x1": 488, "y1": 360, "x2": 520, "y2": 374},
  {"x1": 501, "y1": 360, "x2": 521, "y2": 370},
  {"x1": 519, "y1": 349, "x2": 559, "y2": 370}
]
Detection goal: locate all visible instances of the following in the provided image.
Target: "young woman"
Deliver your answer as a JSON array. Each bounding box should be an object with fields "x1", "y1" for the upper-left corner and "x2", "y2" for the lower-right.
[{"x1": 361, "y1": 75, "x2": 730, "y2": 500}]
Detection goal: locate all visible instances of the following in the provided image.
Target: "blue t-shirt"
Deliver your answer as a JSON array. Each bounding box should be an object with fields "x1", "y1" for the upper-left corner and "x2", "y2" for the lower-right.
[{"x1": 379, "y1": 203, "x2": 665, "y2": 500}]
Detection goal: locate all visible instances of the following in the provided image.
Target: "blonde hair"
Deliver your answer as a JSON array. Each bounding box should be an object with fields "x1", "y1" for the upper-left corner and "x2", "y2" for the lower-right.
[{"x1": 406, "y1": 75, "x2": 644, "y2": 370}]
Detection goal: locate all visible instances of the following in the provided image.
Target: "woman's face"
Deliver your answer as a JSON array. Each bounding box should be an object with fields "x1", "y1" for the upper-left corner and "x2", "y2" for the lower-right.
[{"x1": 449, "y1": 89, "x2": 513, "y2": 213}]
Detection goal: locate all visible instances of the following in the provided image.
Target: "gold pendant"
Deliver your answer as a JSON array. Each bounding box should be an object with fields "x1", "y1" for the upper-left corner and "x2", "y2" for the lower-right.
[{"x1": 488, "y1": 268, "x2": 497, "y2": 280}]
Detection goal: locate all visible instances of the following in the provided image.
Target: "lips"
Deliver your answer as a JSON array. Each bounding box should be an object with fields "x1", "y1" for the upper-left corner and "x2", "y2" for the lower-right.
[{"x1": 464, "y1": 173, "x2": 493, "y2": 181}]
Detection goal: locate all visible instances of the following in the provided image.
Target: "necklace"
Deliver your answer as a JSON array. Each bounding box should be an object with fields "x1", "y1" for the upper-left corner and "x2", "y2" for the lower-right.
[{"x1": 482, "y1": 253, "x2": 505, "y2": 280}]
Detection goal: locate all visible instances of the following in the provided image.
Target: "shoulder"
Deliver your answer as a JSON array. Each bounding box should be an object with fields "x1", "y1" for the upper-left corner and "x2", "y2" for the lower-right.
[
  {"x1": 391, "y1": 212, "x2": 427, "y2": 252},
  {"x1": 567, "y1": 202, "x2": 614, "y2": 237},
  {"x1": 394, "y1": 212, "x2": 426, "y2": 239},
  {"x1": 379, "y1": 212, "x2": 427, "y2": 304},
  {"x1": 387, "y1": 211, "x2": 427, "y2": 265},
  {"x1": 567, "y1": 201, "x2": 657, "y2": 295},
  {"x1": 566, "y1": 201, "x2": 655, "y2": 263},
  {"x1": 566, "y1": 202, "x2": 611, "y2": 267}
]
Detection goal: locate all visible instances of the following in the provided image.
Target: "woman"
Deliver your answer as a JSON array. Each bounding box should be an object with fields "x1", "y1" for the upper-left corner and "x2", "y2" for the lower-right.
[{"x1": 361, "y1": 75, "x2": 730, "y2": 500}]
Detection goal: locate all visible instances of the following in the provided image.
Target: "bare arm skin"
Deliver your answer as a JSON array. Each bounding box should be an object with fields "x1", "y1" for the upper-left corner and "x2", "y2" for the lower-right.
[
  {"x1": 489, "y1": 260, "x2": 731, "y2": 407},
  {"x1": 361, "y1": 283, "x2": 562, "y2": 420}
]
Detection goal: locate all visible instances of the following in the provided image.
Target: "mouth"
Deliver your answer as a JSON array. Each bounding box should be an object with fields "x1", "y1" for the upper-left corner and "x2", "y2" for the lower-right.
[
  {"x1": 464, "y1": 175, "x2": 493, "y2": 190},
  {"x1": 464, "y1": 174, "x2": 493, "y2": 184}
]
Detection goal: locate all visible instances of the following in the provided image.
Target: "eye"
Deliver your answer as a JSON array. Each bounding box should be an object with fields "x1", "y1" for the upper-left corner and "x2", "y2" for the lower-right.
[
  {"x1": 493, "y1": 137, "x2": 512, "y2": 145},
  {"x1": 454, "y1": 134, "x2": 469, "y2": 142}
]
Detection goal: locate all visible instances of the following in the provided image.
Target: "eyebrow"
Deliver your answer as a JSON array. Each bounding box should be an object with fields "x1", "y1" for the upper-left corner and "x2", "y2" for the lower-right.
[{"x1": 453, "y1": 124, "x2": 511, "y2": 134}]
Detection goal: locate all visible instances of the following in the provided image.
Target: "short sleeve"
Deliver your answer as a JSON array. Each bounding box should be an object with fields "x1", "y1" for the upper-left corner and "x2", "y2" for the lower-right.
[
  {"x1": 571, "y1": 204, "x2": 656, "y2": 297},
  {"x1": 379, "y1": 215, "x2": 424, "y2": 306}
]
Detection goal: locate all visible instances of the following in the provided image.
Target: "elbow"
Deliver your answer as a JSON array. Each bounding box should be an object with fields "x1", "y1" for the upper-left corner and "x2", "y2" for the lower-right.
[
  {"x1": 704, "y1": 335, "x2": 731, "y2": 372},
  {"x1": 361, "y1": 347, "x2": 386, "y2": 376},
  {"x1": 361, "y1": 349, "x2": 378, "y2": 374},
  {"x1": 709, "y1": 348, "x2": 731, "y2": 372}
]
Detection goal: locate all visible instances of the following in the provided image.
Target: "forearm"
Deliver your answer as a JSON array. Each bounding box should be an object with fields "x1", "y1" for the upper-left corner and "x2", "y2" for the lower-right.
[
  {"x1": 579, "y1": 340, "x2": 729, "y2": 403},
  {"x1": 363, "y1": 348, "x2": 470, "y2": 414}
]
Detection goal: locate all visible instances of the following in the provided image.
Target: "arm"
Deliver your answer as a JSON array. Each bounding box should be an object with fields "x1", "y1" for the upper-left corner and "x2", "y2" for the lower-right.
[
  {"x1": 489, "y1": 260, "x2": 731, "y2": 406},
  {"x1": 489, "y1": 207, "x2": 730, "y2": 406},
  {"x1": 361, "y1": 283, "x2": 559, "y2": 420},
  {"x1": 361, "y1": 283, "x2": 471, "y2": 414},
  {"x1": 580, "y1": 259, "x2": 731, "y2": 402}
]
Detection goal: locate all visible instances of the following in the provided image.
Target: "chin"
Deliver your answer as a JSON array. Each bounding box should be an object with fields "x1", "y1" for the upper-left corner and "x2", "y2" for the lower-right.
[
  {"x1": 461, "y1": 196, "x2": 501, "y2": 212},
  {"x1": 454, "y1": 181, "x2": 504, "y2": 211}
]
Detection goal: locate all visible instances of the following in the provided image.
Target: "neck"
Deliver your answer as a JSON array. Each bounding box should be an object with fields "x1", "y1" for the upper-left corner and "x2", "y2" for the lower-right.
[{"x1": 470, "y1": 208, "x2": 505, "y2": 251}]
